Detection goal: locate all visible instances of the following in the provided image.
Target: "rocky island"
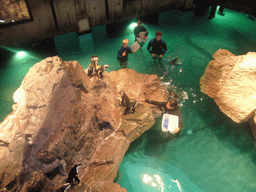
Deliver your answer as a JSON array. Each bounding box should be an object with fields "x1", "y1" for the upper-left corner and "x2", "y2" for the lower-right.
[
  {"x1": 0, "y1": 56, "x2": 169, "y2": 191},
  {"x1": 200, "y1": 49, "x2": 256, "y2": 143}
]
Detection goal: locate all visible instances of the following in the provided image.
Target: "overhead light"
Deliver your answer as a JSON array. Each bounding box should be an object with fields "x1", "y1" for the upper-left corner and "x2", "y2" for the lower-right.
[
  {"x1": 130, "y1": 22, "x2": 137, "y2": 29},
  {"x1": 17, "y1": 51, "x2": 26, "y2": 57}
]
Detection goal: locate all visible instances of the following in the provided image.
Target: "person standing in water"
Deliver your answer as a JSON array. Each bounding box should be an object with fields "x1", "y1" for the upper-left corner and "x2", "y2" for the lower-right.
[
  {"x1": 147, "y1": 31, "x2": 167, "y2": 62},
  {"x1": 117, "y1": 39, "x2": 136, "y2": 68},
  {"x1": 145, "y1": 98, "x2": 182, "y2": 134},
  {"x1": 134, "y1": 19, "x2": 148, "y2": 48}
]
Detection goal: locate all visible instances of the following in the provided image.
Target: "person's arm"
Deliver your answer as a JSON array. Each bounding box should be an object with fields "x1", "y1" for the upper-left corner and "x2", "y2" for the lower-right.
[
  {"x1": 147, "y1": 40, "x2": 153, "y2": 53},
  {"x1": 128, "y1": 47, "x2": 133, "y2": 54},
  {"x1": 145, "y1": 99, "x2": 167, "y2": 108},
  {"x1": 142, "y1": 26, "x2": 148, "y2": 36}
]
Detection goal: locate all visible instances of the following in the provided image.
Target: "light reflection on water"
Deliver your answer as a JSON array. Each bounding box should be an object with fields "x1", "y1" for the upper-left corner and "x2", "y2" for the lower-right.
[
  {"x1": 160, "y1": 75, "x2": 207, "y2": 109},
  {"x1": 120, "y1": 154, "x2": 206, "y2": 192},
  {"x1": 143, "y1": 174, "x2": 183, "y2": 192}
]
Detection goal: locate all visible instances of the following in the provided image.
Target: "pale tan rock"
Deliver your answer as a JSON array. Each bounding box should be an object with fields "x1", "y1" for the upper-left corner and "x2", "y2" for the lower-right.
[
  {"x1": 118, "y1": 104, "x2": 155, "y2": 142},
  {"x1": 64, "y1": 60, "x2": 92, "y2": 91},
  {"x1": 80, "y1": 131, "x2": 130, "y2": 185},
  {"x1": 0, "y1": 57, "x2": 169, "y2": 191},
  {"x1": 109, "y1": 68, "x2": 168, "y2": 102},
  {"x1": 0, "y1": 56, "x2": 80, "y2": 187},
  {"x1": 20, "y1": 171, "x2": 54, "y2": 192},
  {"x1": 200, "y1": 49, "x2": 256, "y2": 123},
  {"x1": 92, "y1": 180, "x2": 127, "y2": 192}
]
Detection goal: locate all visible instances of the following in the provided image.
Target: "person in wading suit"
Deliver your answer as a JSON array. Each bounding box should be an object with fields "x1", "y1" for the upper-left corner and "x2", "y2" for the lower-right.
[
  {"x1": 147, "y1": 31, "x2": 167, "y2": 62},
  {"x1": 117, "y1": 39, "x2": 137, "y2": 68},
  {"x1": 145, "y1": 98, "x2": 182, "y2": 135}
]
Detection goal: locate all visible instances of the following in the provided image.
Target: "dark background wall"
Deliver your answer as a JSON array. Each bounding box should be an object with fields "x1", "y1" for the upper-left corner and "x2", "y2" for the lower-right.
[
  {"x1": 0, "y1": 0, "x2": 193, "y2": 47},
  {"x1": 0, "y1": 0, "x2": 255, "y2": 47}
]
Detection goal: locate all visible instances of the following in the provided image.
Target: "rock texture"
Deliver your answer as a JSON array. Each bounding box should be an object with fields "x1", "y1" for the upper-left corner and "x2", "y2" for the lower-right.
[
  {"x1": 200, "y1": 49, "x2": 256, "y2": 123},
  {"x1": 109, "y1": 69, "x2": 168, "y2": 102},
  {"x1": 0, "y1": 57, "x2": 168, "y2": 191},
  {"x1": 200, "y1": 49, "x2": 256, "y2": 140}
]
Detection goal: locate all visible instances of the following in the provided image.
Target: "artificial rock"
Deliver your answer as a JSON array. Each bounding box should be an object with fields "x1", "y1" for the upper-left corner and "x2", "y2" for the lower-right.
[
  {"x1": 0, "y1": 56, "x2": 168, "y2": 191},
  {"x1": 200, "y1": 49, "x2": 256, "y2": 123},
  {"x1": 200, "y1": 49, "x2": 256, "y2": 140}
]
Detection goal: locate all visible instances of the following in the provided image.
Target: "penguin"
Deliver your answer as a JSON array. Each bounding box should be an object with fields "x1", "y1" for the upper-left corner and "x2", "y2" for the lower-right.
[
  {"x1": 96, "y1": 64, "x2": 109, "y2": 78},
  {"x1": 124, "y1": 101, "x2": 139, "y2": 115},
  {"x1": 87, "y1": 55, "x2": 100, "y2": 77},
  {"x1": 169, "y1": 58, "x2": 178, "y2": 65},
  {"x1": 119, "y1": 91, "x2": 131, "y2": 107},
  {"x1": 119, "y1": 91, "x2": 139, "y2": 115},
  {"x1": 66, "y1": 164, "x2": 81, "y2": 185},
  {"x1": 60, "y1": 164, "x2": 82, "y2": 192}
]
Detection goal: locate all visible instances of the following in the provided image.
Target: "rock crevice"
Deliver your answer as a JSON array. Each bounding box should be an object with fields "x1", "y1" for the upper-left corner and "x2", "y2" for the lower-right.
[
  {"x1": 200, "y1": 49, "x2": 256, "y2": 141},
  {"x1": 0, "y1": 56, "x2": 168, "y2": 191}
]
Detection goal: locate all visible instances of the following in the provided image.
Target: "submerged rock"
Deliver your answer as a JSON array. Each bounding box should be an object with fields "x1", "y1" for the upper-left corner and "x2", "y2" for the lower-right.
[
  {"x1": 0, "y1": 57, "x2": 168, "y2": 191},
  {"x1": 200, "y1": 49, "x2": 256, "y2": 140}
]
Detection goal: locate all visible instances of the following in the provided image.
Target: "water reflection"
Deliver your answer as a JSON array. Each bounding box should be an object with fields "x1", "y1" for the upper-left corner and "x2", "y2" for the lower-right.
[
  {"x1": 119, "y1": 155, "x2": 205, "y2": 192},
  {"x1": 143, "y1": 174, "x2": 184, "y2": 192}
]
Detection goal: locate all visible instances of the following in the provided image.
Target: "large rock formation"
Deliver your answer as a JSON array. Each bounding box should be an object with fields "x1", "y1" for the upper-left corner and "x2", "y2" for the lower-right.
[
  {"x1": 200, "y1": 49, "x2": 256, "y2": 140},
  {"x1": 0, "y1": 56, "x2": 168, "y2": 191}
]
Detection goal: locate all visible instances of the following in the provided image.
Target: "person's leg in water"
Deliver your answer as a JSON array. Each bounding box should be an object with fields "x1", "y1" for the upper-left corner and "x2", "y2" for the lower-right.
[
  {"x1": 208, "y1": 4, "x2": 217, "y2": 19},
  {"x1": 119, "y1": 58, "x2": 128, "y2": 68},
  {"x1": 218, "y1": 5, "x2": 225, "y2": 16},
  {"x1": 158, "y1": 50, "x2": 164, "y2": 65},
  {"x1": 158, "y1": 54, "x2": 163, "y2": 63},
  {"x1": 152, "y1": 52, "x2": 157, "y2": 63}
]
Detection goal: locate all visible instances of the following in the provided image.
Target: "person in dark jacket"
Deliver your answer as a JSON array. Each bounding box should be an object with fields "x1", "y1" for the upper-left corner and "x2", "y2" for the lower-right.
[
  {"x1": 145, "y1": 98, "x2": 182, "y2": 133},
  {"x1": 117, "y1": 39, "x2": 136, "y2": 68},
  {"x1": 147, "y1": 31, "x2": 167, "y2": 61},
  {"x1": 134, "y1": 19, "x2": 148, "y2": 47}
]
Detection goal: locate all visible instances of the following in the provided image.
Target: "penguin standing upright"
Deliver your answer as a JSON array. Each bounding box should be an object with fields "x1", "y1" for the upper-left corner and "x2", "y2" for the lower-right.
[
  {"x1": 96, "y1": 64, "x2": 109, "y2": 78},
  {"x1": 87, "y1": 55, "x2": 100, "y2": 77},
  {"x1": 60, "y1": 164, "x2": 82, "y2": 192},
  {"x1": 119, "y1": 91, "x2": 139, "y2": 115},
  {"x1": 120, "y1": 91, "x2": 131, "y2": 106}
]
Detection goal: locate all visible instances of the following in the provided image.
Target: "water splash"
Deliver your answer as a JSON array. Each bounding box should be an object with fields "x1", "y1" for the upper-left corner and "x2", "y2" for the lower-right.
[
  {"x1": 163, "y1": 71, "x2": 169, "y2": 76},
  {"x1": 160, "y1": 80, "x2": 189, "y2": 108}
]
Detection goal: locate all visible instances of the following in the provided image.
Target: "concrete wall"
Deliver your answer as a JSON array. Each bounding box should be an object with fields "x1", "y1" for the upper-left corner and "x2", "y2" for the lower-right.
[
  {"x1": 0, "y1": 0, "x2": 57, "y2": 47},
  {"x1": 0, "y1": 0, "x2": 196, "y2": 47}
]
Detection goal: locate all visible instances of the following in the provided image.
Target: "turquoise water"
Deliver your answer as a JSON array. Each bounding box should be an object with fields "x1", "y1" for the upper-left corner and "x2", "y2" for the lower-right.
[{"x1": 1, "y1": 8, "x2": 256, "y2": 192}]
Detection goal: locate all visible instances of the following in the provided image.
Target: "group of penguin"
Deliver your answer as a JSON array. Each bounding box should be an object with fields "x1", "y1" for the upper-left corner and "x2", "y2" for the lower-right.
[
  {"x1": 60, "y1": 57, "x2": 138, "y2": 191},
  {"x1": 86, "y1": 55, "x2": 109, "y2": 78},
  {"x1": 86, "y1": 55, "x2": 139, "y2": 115}
]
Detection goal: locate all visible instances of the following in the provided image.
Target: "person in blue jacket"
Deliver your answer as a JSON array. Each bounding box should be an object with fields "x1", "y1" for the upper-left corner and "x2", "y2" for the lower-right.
[
  {"x1": 134, "y1": 19, "x2": 148, "y2": 47},
  {"x1": 117, "y1": 39, "x2": 136, "y2": 68},
  {"x1": 147, "y1": 31, "x2": 167, "y2": 61}
]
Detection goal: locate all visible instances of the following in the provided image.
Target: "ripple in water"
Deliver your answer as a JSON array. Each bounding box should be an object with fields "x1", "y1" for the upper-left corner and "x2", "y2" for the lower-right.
[{"x1": 160, "y1": 81, "x2": 189, "y2": 108}]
